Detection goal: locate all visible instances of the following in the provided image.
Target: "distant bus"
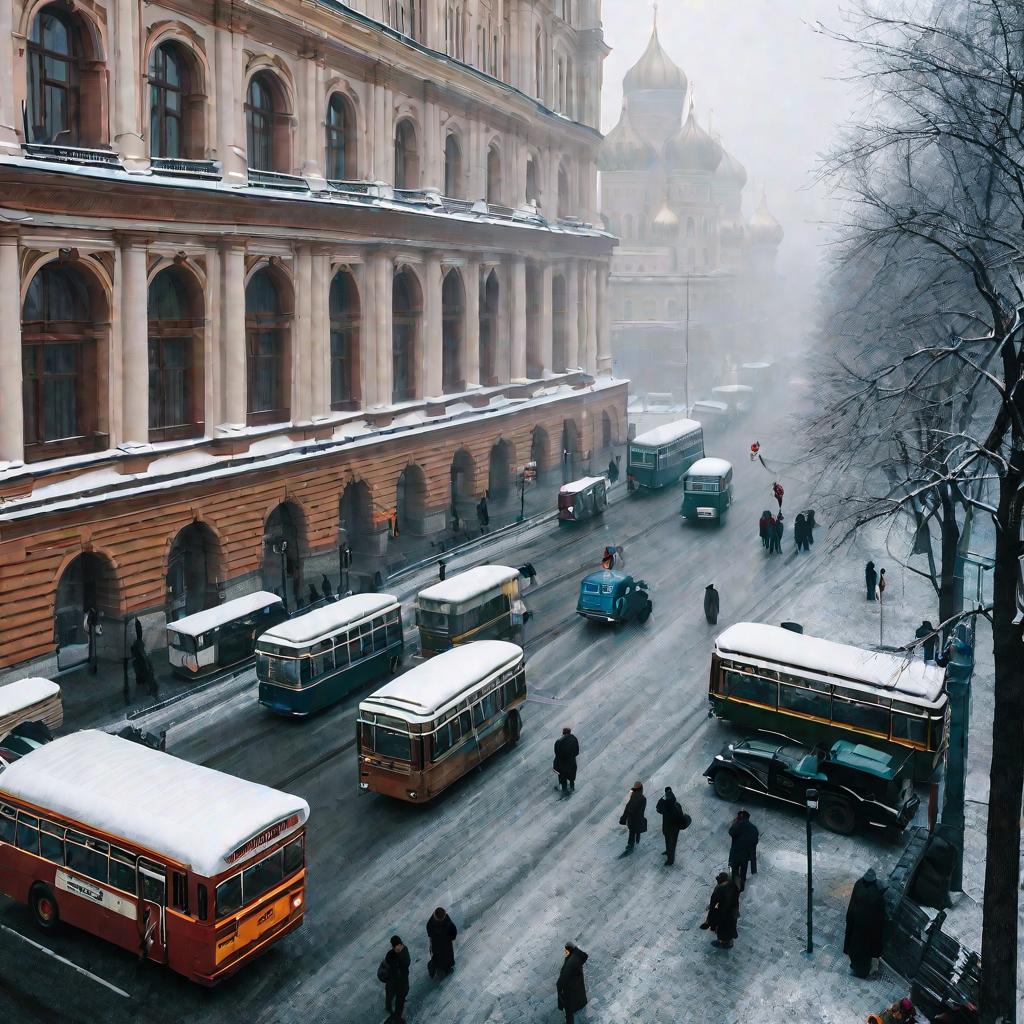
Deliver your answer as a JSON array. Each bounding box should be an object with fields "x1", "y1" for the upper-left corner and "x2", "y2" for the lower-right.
[
  {"x1": 256, "y1": 594, "x2": 404, "y2": 716},
  {"x1": 357, "y1": 640, "x2": 526, "y2": 802},
  {"x1": 167, "y1": 592, "x2": 286, "y2": 680},
  {"x1": 558, "y1": 476, "x2": 608, "y2": 523},
  {"x1": 0, "y1": 730, "x2": 308, "y2": 985},
  {"x1": 709, "y1": 623, "x2": 948, "y2": 780},
  {"x1": 681, "y1": 457, "x2": 733, "y2": 523},
  {"x1": 627, "y1": 419, "x2": 705, "y2": 490}
]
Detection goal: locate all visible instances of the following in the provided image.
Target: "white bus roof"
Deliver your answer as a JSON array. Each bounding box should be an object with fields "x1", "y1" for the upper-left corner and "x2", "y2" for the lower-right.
[
  {"x1": 631, "y1": 419, "x2": 702, "y2": 448},
  {"x1": 692, "y1": 400, "x2": 729, "y2": 412},
  {"x1": 715, "y1": 623, "x2": 947, "y2": 706},
  {"x1": 0, "y1": 678, "x2": 60, "y2": 719},
  {"x1": 417, "y1": 565, "x2": 519, "y2": 606},
  {"x1": 712, "y1": 384, "x2": 754, "y2": 394},
  {"x1": 0, "y1": 731, "x2": 309, "y2": 878},
  {"x1": 166, "y1": 592, "x2": 283, "y2": 638},
  {"x1": 741, "y1": 362, "x2": 773, "y2": 371},
  {"x1": 361, "y1": 641, "x2": 523, "y2": 721},
  {"x1": 258, "y1": 594, "x2": 399, "y2": 647},
  {"x1": 687, "y1": 457, "x2": 732, "y2": 477},
  {"x1": 560, "y1": 476, "x2": 606, "y2": 495}
]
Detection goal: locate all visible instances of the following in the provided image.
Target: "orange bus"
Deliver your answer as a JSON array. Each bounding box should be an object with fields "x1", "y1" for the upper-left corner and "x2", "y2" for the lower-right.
[{"x1": 0, "y1": 730, "x2": 309, "y2": 985}]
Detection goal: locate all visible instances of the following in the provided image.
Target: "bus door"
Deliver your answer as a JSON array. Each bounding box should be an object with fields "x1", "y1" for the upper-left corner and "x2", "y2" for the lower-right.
[{"x1": 138, "y1": 859, "x2": 168, "y2": 963}]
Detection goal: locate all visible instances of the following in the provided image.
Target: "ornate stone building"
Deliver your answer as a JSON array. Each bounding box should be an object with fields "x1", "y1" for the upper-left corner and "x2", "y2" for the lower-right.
[
  {"x1": 0, "y1": 0, "x2": 622, "y2": 679},
  {"x1": 599, "y1": 19, "x2": 783, "y2": 399}
]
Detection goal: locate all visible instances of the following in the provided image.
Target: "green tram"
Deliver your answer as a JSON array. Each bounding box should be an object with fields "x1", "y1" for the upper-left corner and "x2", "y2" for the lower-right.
[
  {"x1": 627, "y1": 419, "x2": 704, "y2": 491},
  {"x1": 681, "y1": 457, "x2": 733, "y2": 523},
  {"x1": 709, "y1": 622, "x2": 948, "y2": 781},
  {"x1": 256, "y1": 594, "x2": 404, "y2": 716}
]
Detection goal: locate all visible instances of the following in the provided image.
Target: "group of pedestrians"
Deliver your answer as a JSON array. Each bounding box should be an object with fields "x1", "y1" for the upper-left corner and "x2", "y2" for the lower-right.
[
  {"x1": 865, "y1": 561, "x2": 887, "y2": 601},
  {"x1": 758, "y1": 509, "x2": 785, "y2": 553},
  {"x1": 377, "y1": 908, "x2": 459, "y2": 1024}
]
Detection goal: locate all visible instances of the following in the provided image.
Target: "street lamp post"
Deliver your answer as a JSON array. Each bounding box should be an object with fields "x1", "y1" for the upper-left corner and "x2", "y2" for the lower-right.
[{"x1": 805, "y1": 788, "x2": 818, "y2": 954}]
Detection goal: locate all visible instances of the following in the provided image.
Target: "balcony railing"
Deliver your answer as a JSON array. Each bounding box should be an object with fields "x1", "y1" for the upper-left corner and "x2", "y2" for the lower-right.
[
  {"x1": 247, "y1": 168, "x2": 310, "y2": 191},
  {"x1": 23, "y1": 143, "x2": 123, "y2": 169},
  {"x1": 151, "y1": 157, "x2": 221, "y2": 180}
]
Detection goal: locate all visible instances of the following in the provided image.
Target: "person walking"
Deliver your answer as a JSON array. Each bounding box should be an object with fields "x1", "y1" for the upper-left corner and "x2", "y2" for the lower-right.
[
  {"x1": 426, "y1": 907, "x2": 458, "y2": 979},
  {"x1": 476, "y1": 495, "x2": 490, "y2": 532},
  {"x1": 553, "y1": 727, "x2": 580, "y2": 794},
  {"x1": 772, "y1": 481, "x2": 784, "y2": 510},
  {"x1": 619, "y1": 781, "x2": 647, "y2": 855},
  {"x1": 381, "y1": 935, "x2": 411, "y2": 1024},
  {"x1": 844, "y1": 868, "x2": 886, "y2": 978},
  {"x1": 601, "y1": 546, "x2": 615, "y2": 570},
  {"x1": 437, "y1": 560, "x2": 446, "y2": 582},
  {"x1": 878, "y1": 567, "x2": 887, "y2": 600},
  {"x1": 607, "y1": 457, "x2": 619, "y2": 484},
  {"x1": 320, "y1": 574, "x2": 333, "y2": 600},
  {"x1": 915, "y1": 620, "x2": 937, "y2": 662},
  {"x1": 656, "y1": 786, "x2": 690, "y2": 866},
  {"x1": 794, "y1": 513, "x2": 807, "y2": 552},
  {"x1": 758, "y1": 510, "x2": 772, "y2": 550},
  {"x1": 728, "y1": 810, "x2": 759, "y2": 892},
  {"x1": 750, "y1": 441, "x2": 761, "y2": 462},
  {"x1": 701, "y1": 872, "x2": 740, "y2": 949},
  {"x1": 769, "y1": 513, "x2": 784, "y2": 554},
  {"x1": 804, "y1": 510, "x2": 817, "y2": 545},
  {"x1": 704, "y1": 584, "x2": 720, "y2": 625},
  {"x1": 556, "y1": 943, "x2": 589, "y2": 1024},
  {"x1": 865, "y1": 561, "x2": 878, "y2": 601}
]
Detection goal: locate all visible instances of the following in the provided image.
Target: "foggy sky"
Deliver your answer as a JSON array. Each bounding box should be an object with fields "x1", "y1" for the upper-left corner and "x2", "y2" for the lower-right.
[{"x1": 599, "y1": 0, "x2": 858, "y2": 341}]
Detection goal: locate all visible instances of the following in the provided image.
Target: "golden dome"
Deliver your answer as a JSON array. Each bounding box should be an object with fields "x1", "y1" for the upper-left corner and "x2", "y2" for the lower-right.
[
  {"x1": 748, "y1": 189, "x2": 784, "y2": 245},
  {"x1": 664, "y1": 104, "x2": 722, "y2": 174},
  {"x1": 599, "y1": 106, "x2": 657, "y2": 172},
  {"x1": 623, "y1": 20, "x2": 688, "y2": 95},
  {"x1": 652, "y1": 200, "x2": 680, "y2": 239}
]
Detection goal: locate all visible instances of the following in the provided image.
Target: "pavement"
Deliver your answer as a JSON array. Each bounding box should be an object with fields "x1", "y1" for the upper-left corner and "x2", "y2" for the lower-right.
[{"x1": 0, "y1": 400, "x2": 1008, "y2": 1024}]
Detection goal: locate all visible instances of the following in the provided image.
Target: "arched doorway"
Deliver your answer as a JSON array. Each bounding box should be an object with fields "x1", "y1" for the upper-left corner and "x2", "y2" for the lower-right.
[
  {"x1": 339, "y1": 480, "x2": 372, "y2": 556},
  {"x1": 396, "y1": 464, "x2": 428, "y2": 536},
  {"x1": 450, "y1": 448, "x2": 475, "y2": 532},
  {"x1": 488, "y1": 439, "x2": 513, "y2": 500},
  {"x1": 54, "y1": 552, "x2": 119, "y2": 672},
  {"x1": 166, "y1": 522, "x2": 221, "y2": 621},
  {"x1": 561, "y1": 419, "x2": 579, "y2": 483},
  {"x1": 479, "y1": 270, "x2": 500, "y2": 386},
  {"x1": 263, "y1": 502, "x2": 305, "y2": 611},
  {"x1": 530, "y1": 425, "x2": 550, "y2": 479},
  {"x1": 441, "y1": 270, "x2": 465, "y2": 393}
]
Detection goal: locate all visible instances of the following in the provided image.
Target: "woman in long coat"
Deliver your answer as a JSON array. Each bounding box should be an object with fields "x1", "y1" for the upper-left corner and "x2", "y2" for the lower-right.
[
  {"x1": 556, "y1": 943, "x2": 589, "y2": 1024},
  {"x1": 844, "y1": 869, "x2": 886, "y2": 977},
  {"x1": 620, "y1": 781, "x2": 647, "y2": 855},
  {"x1": 426, "y1": 907, "x2": 458, "y2": 978},
  {"x1": 703, "y1": 872, "x2": 740, "y2": 948}
]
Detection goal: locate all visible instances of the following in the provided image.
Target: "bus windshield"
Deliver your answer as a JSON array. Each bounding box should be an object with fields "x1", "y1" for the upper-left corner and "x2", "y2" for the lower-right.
[
  {"x1": 215, "y1": 834, "x2": 304, "y2": 919},
  {"x1": 371, "y1": 726, "x2": 411, "y2": 761},
  {"x1": 416, "y1": 608, "x2": 449, "y2": 631}
]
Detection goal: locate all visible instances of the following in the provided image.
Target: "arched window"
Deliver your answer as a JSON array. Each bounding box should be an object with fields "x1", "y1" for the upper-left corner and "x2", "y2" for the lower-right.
[
  {"x1": 525, "y1": 154, "x2": 539, "y2": 205},
  {"x1": 148, "y1": 267, "x2": 202, "y2": 439},
  {"x1": 27, "y1": 6, "x2": 80, "y2": 144},
  {"x1": 557, "y1": 163, "x2": 570, "y2": 219},
  {"x1": 479, "y1": 270, "x2": 500, "y2": 386},
  {"x1": 441, "y1": 270, "x2": 464, "y2": 393},
  {"x1": 22, "y1": 263, "x2": 100, "y2": 459},
  {"x1": 394, "y1": 119, "x2": 419, "y2": 189},
  {"x1": 535, "y1": 31, "x2": 544, "y2": 100},
  {"x1": 552, "y1": 273, "x2": 568, "y2": 372},
  {"x1": 330, "y1": 271, "x2": 360, "y2": 409},
  {"x1": 245, "y1": 268, "x2": 291, "y2": 423},
  {"x1": 149, "y1": 43, "x2": 189, "y2": 159},
  {"x1": 246, "y1": 73, "x2": 288, "y2": 173},
  {"x1": 392, "y1": 269, "x2": 421, "y2": 403},
  {"x1": 326, "y1": 93, "x2": 356, "y2": 180},
  {"x1": 525, "y1": 264, "x2": 542, "y2": 378},
  {"x1": 486, "y1": 144, "x2": 502, "y2": 205},
  {"x1": 444, "y1": 133, "x2": 463, "y2": 198}
]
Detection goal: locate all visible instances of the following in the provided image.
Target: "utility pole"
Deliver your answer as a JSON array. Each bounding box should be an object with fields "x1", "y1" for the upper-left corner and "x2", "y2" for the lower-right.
[
  {"x1": 684, "y1": 275, "x2": 691, "y2": 412},
  {"x1": 805, "y1": 788, "x2": 818, "y2": 955}
]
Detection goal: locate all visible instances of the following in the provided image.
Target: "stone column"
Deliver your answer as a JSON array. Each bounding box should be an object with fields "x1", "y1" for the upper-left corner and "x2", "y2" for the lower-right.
[
  {"x1": 204, "y1": 244, "x2": 222, "y2": 427},
  {"x1": 372, "y1": 81, "x2": 393, "y2": 182},
  {"x1": 300, "y1": 57, "x2": 325, "y2": 185},
  {"x1": 582, "y1": 260, "x2": 597, "y2": 373},
  {"x1": 119, "y1": 238, "x2": 149, "y2": 443},
  {"x1": 510, "y1": 257, "x2": 527, "y2": 381},
  {"x1": 373, "y1": 253, "x2": 393, "y2": 404},
  {"x1": 467, "y1": 117, "x2": 483, "y2": 200},
  {"x1": 422, "y1": 254, "x2": 443, "y2": 397},
  {"x1": 0, "y1": 3, "x2": 19, "y2": 156},
  {"x1": 566, "y1": 259, "x2": 580, "y2": 370},
  {"x1": 215, "y1": 24, "x2": 247, "y2": 183},
  {"x1": 358, "y1": 261, "x2": 378, "y2": 407},
  {"x1": 517, "y1": 8, "x2": 533, "y2": 95},
  {"x1": 539, "y1": 263, "x2": 553, "y2": 375},
  {"x1": 596, "y1": 262, "x2": 611, "y2": 375},
  {"x1": 0, "y1": 233, "x2": 22, "y2": 460},
  {"x1": 220, "y1": 241, "x2": 247, "y2": 424},
  {"x1": 113, "y1": 0, "x2": 146, "y2": 169},
  {"x1": 463, "y1": 257, "x2": 480, "y2": 386},
  {"x1": 422, "y1": 87, "x2": 441, "y2": 191},
  {"x1": 292, "y1": 244, "x2": 313, "y2": 423},
  {"x1": 311, "y1": 251, "x2": 330, "y2": 416}
]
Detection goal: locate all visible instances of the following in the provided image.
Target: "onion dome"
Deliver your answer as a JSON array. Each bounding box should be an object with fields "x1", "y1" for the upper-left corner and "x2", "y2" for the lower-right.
[
  {"x1": 623, "y1": 19, "x2": 688, "y2": 95},
  {"x1": 714, "y1": 147, "x2": 748, "y2": 189},
  {"x1": 599, "y1": 106, "x2": 657, "y2": 172},
  {"x1": 651, "y1": 199, "x2": 680, "y2": 240},
  {"x1": 664, "y1": 104, "x2": 723, "y2": 174},
  {"x1": 748, "y1": 189, "x2": 784, "y2": 245}
]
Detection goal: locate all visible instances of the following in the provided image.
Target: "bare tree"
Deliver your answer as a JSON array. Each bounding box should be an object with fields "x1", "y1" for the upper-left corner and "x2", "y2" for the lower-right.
[{"x1": 814, "y1": 4, "x2": 1024, "y2": 1019}]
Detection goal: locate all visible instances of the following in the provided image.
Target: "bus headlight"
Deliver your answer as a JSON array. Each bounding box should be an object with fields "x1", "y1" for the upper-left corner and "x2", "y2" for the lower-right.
[
  {"x1": 359, "y1": 782, "x2": 369, "y2": 790},
  {"x1": 406, "y1": 790, "x2": 418, "y2": 799},
  {"x1": 292, "y1": 895, "x2": 303, "y2": 909}
]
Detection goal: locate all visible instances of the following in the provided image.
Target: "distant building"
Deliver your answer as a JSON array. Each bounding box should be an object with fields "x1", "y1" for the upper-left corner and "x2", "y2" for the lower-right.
[{"x1": 600, "y1": 18, "x2": 783, "y2": 400}]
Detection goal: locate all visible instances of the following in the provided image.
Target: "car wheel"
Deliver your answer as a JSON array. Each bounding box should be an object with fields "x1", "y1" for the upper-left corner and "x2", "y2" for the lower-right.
[
  {"x1": 638, "y1": 602, "x2": 652, "y2": 623},
  {"x1": 820, "y1": 798, "x2": 857, "y2": 835},
  {"x1": 712, "y1": 770, "x2": 742, "y2": 802},
  {"x1": 30, "y1": 884, "x2": 59, "y2": 930}
]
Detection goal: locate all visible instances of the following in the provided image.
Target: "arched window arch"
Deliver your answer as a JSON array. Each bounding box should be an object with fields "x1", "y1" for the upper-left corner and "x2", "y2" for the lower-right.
[
  {"x1": 330, "y1": 270, "x2": 360, "y2": 408},
  {"x1": 394, "y1": 118, "x2": 419, "y2": 189},
  {"x1": 148, "y1": 266, "x2": 203, "y2": 439},
  {"x1": 22, "y1": 262, "x2": 103, "y2": 459},
  {"x1": 444, "y1": 132, "x2": 463, "y2": 198},
  {"x1": 441, "y1": 270, "x2": 465, "y2": 393},
  {"x1": 149, "y1": 42, "x2": 202, "y2": 160},
  {"x1": 325, "y1": 92, "x2": 357, "y2": 180},
  {"x1": 245, "y1": 267, "x2": 291, "y2": 423},
  {"x1": 27, "y1": 5, "x2": 82, "y2": 145},
  {"x1": 479, "y1": 270, "x2": 500, "y2": 386},
  {"x1": 486, "y1": 143, "x2": 502, "y2": 205},
  {"x1": 557, "y1": 162, "x2": 570, "y2": 219},
  {"x1": 552, "y1": 273, "x2": 568, "y2": 372},
  {"x1": 525, "y1": 154, "x2": 539, "y2": 205},
  {"x1": 246, "y1": 72, "x2": 290, "y2": 173},
  {"x1": 392, "y1": 268, "x2": 421, "y2": 402}
]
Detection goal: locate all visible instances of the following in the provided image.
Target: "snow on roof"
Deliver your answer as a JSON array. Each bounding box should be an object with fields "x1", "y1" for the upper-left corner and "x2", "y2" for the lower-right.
[
  {"x1": 417, "y1": 565, "x2": 519, "y2": 605},
  {"x1": 166, "y1": 592, "x2": 283, "y2": 638},
  {"x1": 740, "y1": 362, "x2": 773, "y2": 371},
  {"x1": 631, "y1": 419, "x2": 703, "y2": 447},
  {"x1": 687, "y1": 457, "x2": 732, "y2": 477},
  {"x1": 0, "y1": 678, "x2": 60, "y2": 719},
  {"x1": 260, "y1": 594, "x2": 399, "y2": 646},
  {"x1": 0, "y1": 731, "x2": 309, "y2": 877},
  {"x1": 712, "y1": 384, "x2": 754, "y2": 394},
  {"x1": 361, "y1": 641, "x2": 523, "y2": 720},
  {"x1": 560, "y1": 476, "x2": 606, "y2": 495},
  {"x1": 715, "y1": 623, "x2": 947, "y2": 706},
  {"x1": 692, "y1": 400, "x2": 729, "y2": 413}
]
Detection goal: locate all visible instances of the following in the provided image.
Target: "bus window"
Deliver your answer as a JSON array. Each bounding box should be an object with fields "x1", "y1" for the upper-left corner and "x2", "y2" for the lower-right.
[
  {"x1": 216, "y1": 874, "x2": 243, "y2": 919},
  {"x1": 472, "y1": 701, "x2": 485, "y2": 727},
  {"x1": 416, "y1": 608, "x2": 448, "y2": 631},
  {"x1": 110, "y1": 847, "x2": 136, "y2": 892},
  {"x1": 0, "y1": 805, "x2": 15, "y2": 843},
  {"x1": 374, "y1": 726, "x2": 411, "y2": 761},
  {"x1": 66, "y1": 837, "x2": 109, "y2": 884},
  {"x1": 891, "y1": 713, "x2": 929, "y2": 746},
  {"x1": 197, "y1": 884, "x2": 208, "y2": 921},
  {"x1": 15, "y1": 814, "x2": 38, "y2": 854},
  {"x1": 311, "y1": 640, "x2": 335, "y2": 677},
  {"x1": 40, "y1": 821, "x2": 65, "y2": 865},
  {"x1": 372, "y1": 616, "x2": 387, "y2": 652},
  {"x1": 726, "y1": 671, "x2": 776, "y2": 705},
  {"x1": 172, "y1": 871, "x2": 190, "y2": 914},
  {"x1": 778, "y1": 682, "x2": 830, "y2": 719},
  {"x1": 832, "y1": 695, "x2": 889, "y2": 735},
  {"x1": 359, "y1": 624, "x2": 373, "y2": 659},
  {"x1": 386, "y1": 611, "x2": 402, "y2": 645},
  {"x1": 283, "y1": 834, "x2": 304, "y2": 875},
  {"x1": 168, "y1": 632, "x2": 196, "y2": 653},
  {"x1": 242, "y1": 849, "x2": 285, "y2": 905}
]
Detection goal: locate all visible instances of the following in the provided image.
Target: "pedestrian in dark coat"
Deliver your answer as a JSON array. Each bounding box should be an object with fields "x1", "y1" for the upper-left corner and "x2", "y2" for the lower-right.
[
  {"x1": 619, "y1": 781, "x2": 647, "y2": 855},
  {"x1": 321, "y1": 574, "x2": 333, "y2": 600},
  {"x1": 758, "y1": 510, "x2": 772, "y2": 549},
  {"x1": 773, "y1": 481, "x2": 784, "y2": 509},
  {"x1": 794, "y1": 513, "x2": 807, "y2": 552},
  {"x1": 607, "y1": 457, "x2": 619, "y2": 484},
  {"x1": 655, "y1": 786, "x2": 689, "y2": 865},
  {"x1": 307, "y1": 583, "x2": 320, "y2": 606},
  {"x1": 865, "y1": 561, "x2": 877, "y2": 601},
  {"x1": 804, "y1": 510, "x2": 816, "y2": 545},
  {"x1": 766, "y1": 514, "x2": 777, "y2": 553},
  {"x1": 553, "y1": 727, "x2": 579, "y2": 793},
  {"x1": 915, "y1": 620, "x2": 937, "y2": 662},
  {"x1": 382, "y1": 935, "x2": 411, "y2": 1024},
  {"x1": 878, "y1": 567, "x2": 887, "y2": 599},
  {"x1": 556, "y1": 943, "x2": 589, "y2": 1024},
  {"x1": 701, "y1": 872, "x2": 740, "y2": 948},
  {"x1": 476, "y1": 496, "x2": 490, "y2": 531},
  {"x1": 704, "y1": 584, "x2": 720, "y2": 625},
  {"x1": 774, "y1": 512, "x2": 785, "y2": 553},
  {"x1": 728, "y1": 810, "x2": 759, "y2": 892},
  {"x1": 844, "y1": 869, "x2": 887, "y2": 978},
  {"x1": 426, "y1": 908, "x2": 458, "y2": 979}
]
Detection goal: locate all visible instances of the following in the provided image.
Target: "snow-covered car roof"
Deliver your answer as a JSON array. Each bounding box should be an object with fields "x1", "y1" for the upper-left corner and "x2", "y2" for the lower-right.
[
  {"x1": 0, "y1": 678, "x2": 60, "y2": 719},
  {"x1": 631, "y1": 419, "x2": 703, "y2": 448},
  {"x1": 560, "y1": 476, "x2": 606, "y2": 494},
  {"x1": 686, "y1": 457, "x2": 732, "y2": 477},
  {"x1": 166, "y1": 592, "x2": 283, "y2": 638},
  {"x1": 417, "y1": 565, "x2": 519, "y2": 605},
  {"x1": 259, "y1": 594, "x2": 399, "y2": 647}
]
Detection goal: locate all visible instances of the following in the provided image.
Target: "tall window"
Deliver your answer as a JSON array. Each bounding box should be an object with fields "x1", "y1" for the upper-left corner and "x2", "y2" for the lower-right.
[
  {"x1": 245, "y1": 269, "x2": 290, "y2": 423},
  {"x1": 329, "y1": 271, "x2": 360, "y2": 409},
  {"x1": 246, "y1": 73, "x2": 284, "y2": 172},
  {"x1": 149, "y1": 43, "x2": 188, "y2": 159},
  {"x1": 22, "y1": 264, "x2": 97, "y2": 457},
  {"x1": 526, "y1": 265, "x2": 542, "y2": 378},
  {"x1": 394, "y1": 119, "x2": 419, "y2": 189},
  {"x1": 392, "y1": 270, "x2": 420, "y2": 403},
  {"x1": 552, "y1": 273, "x2": 568, "y2": 372},
  {"x1": 27, "y1": 6, "x2": 80, "y2": 144},
  {"x1": 486, "y1": 144, "x2": 502, "y2": 205},
  {"x1": 441, "y1": 271, "x2": 464, "y2": 393},
  {"x1": 535, "y1": 32, "x2": 544, "y2": 100},
  {"x1": 479, "y1": 270, "x2": 499, "y2": 386},
  {"x1": 444, "y1": 133, "x2": 462, "y2": 197},
  {"x1": 326, "y1": 93, "x2": 355, "y2": 180},
  {"x1": 148, "y1": 267, "x2": 200, "y2": 438},
  {"x1": 526, "y1": 155, "x2": 539, "y2": 206},
  {"x1": 557, "y1": 163, "x2": 570, "y2": 219}
]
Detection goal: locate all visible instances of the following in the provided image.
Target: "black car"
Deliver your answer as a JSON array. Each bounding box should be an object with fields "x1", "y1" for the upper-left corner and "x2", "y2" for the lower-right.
[{"x1": 704, "y1": 732, "x2": 920, "y2": 835}]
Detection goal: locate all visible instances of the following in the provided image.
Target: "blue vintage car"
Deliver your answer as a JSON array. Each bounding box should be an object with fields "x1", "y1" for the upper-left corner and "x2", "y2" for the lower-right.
[{"x1": 576, "y1": 570, "x2": 653, "y2": 625}]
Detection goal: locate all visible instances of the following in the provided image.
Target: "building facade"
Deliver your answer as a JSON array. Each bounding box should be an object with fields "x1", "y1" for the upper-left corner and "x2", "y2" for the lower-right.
[
  {"x1": 0, "y1": 0, "x2": 623, "y2": 679},
  {"x1": 599, "y1": 20, "x2": 783, "y2": 400}
]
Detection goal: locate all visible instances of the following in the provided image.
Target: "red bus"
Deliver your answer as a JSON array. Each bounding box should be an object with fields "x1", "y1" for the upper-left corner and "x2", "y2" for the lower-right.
[{"x1": 0, "y1": 730, "x2": 309, "y2": 985}]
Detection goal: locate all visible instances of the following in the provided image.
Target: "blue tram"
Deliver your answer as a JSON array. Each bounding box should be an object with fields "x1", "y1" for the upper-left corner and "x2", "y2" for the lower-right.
[{"x1": 627, "y1": 419, "x2": 704, "y2": 490}]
